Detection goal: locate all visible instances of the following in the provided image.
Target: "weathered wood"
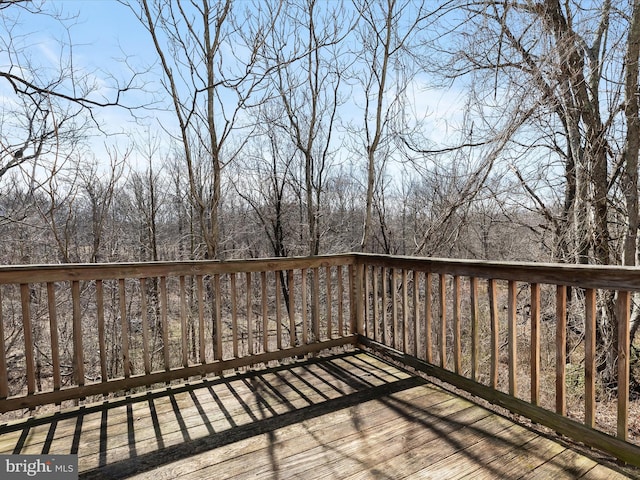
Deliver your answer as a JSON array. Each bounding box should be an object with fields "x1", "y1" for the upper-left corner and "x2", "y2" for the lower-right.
[
  {"x1": 140, "y1": 278, "x2": 151, "y2": 375},
  {"x1": 96, "y1": 280, "x2": 107, "y2": 382},
  {"x1": 246, "y1": 272, "x2": 253, "y2": 356},
  {"x1": 439, "y1": 274, "x2": 447, "y2": 369},
  {"x1": 507, "y1": 280, "x2": 517, "y2": 397},
  {"x1": 0, "y1": 336, "x2": 357, "y2": 413},
  {"x1": 617, "y1": 290, "x2": 631, "y2": 441},
  {"x1": 213, "y1": 274, "x2": 223, "y2": 361},
  {"x1": 556, "y1": 285, "x2": 567, "y2": 416},
  {"x1": 453, "y1": 275, "x2": 461, "y2": 374},
  {"x1": 288, "y1": 269, "x2": 295, "y2": 347},
  {"x1": 230, "y1": 272, "x2": 239, "y2": 357},
  {"x1": 0, "y1": 288, "x2": 7, "y2": 399},
  {"x1": 261, "y1": 271, "x2": 268, "y2": 352},
  {"x1": 382, "y1": 267, "x2": 388, "y2": 345},
  {"x1": 313, "y1": 267, "x2": 321, "y2": 341},
  {"x1": 72, "y1": 280, "x2": 85, "y2": 387},
  {"x1": 337, "y1": 265, "x2": 344, "y2": 337},
  {"x1": 46, "y1": 282, "x2": 61, "y2": 391},
  {"x1": 363, "y1": 266, "x2": 370, "y2": 339},
  {"x1": 413, "y1": 270, "x2": 419, "y2": 358},
  {"x1": 470, "y1": 276, "x2": 479, "y2": 382},
  {"x1": 20, "y1": 284, "x2": 35, "y2": 395},
  {"x1": 402, "y1": 269, "x2": 409, "y2": 354},
  {"x1": 159, "y1": 276, "x2": 170, "y2": 370},
  {"x1": 372, "y1": 266, "x2": 379, "y2": 342},
  {"x1": 326, "y1": 266, "x2": 332, "y2": 340},
  {"x1": 0, "y1": 255, "x2": 357, "y2": 285},
  {"x1": 275, "y1": 271, "x2": 282, "y2": 349},
  {"x1": 361, "y1": 337, "x2": 640, "y2": 470},
  {"x1": 585, "y1": 288, "x2": 596, "y2": 427},
  {"x1": 355, "y1": 252, "x2": 640, "y2": 292},
  {"x1": 197, "y1": 275, "x2": 206, "y2": 362},
  {"x1": 392, "y1": 268, "x2": 398, "y2": 350},
  {"x1": 425, "y1": 272, "x2": 432, "y2": 364},
  {"x1": 530, "y1": 282, "x2": 540, "y2": 406},
  {"x1": 179, "y1": 275, "x2": 189, "y2": 367},
  {"x1": 488, "y1": 279, "x2": 498, "y2": 389},
  {"x1": 354, "y1": 263, "x2": 365, "y2": 336},
  {"x1": 301, "y1": 268, "x2": 308, "y2": 345}
]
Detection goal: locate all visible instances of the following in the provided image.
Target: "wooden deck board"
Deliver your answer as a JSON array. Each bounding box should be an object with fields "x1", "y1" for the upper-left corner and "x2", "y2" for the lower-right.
[{"x1": 0, "y1": 351, "x2": 637, "y2": 479}]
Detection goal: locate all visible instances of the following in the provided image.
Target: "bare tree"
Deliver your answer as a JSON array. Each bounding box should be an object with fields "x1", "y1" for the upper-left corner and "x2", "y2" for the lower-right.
[{"x1": 122, "y1": 0, "x2": 283, "y2": 259}]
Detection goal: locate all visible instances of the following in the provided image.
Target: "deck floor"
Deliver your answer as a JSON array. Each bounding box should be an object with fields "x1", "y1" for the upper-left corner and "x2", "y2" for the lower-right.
[{"x1": 0, "y1": 351, "x2": 638, "y2": 479}]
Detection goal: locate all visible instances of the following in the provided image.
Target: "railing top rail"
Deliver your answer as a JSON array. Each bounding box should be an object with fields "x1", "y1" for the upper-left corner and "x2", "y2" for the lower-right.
[
  {"x1": 2, "y1": 251, "x2": 640, "y2": 291},
  {"x1": 354, "y1": 253, "x2": 640, "y2": 291},
  {"x1": 0, "y1": 254, "x2": 356, "y2": 284}
]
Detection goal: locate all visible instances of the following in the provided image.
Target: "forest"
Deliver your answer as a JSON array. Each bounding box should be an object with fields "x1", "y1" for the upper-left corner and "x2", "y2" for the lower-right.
[{"x1": 2, "y1": 0, "x2": 639, "y2": 268}]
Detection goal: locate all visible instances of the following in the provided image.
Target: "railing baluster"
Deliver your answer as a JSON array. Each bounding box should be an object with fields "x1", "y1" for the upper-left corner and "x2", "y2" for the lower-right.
[
  {"x1": 470, "y1": 277, "x2": 479, "y2": 382},
  {"x1": 489, "y1": 279, "x2": 499, "y2": 389},
  {"x1": 197, "y1": 275, "x2": 206, "y2": 363},
  {"x1": 617, "y1": 290, "x2": 631, "y2": 441},
  {"x1": 301, "y1": 268, "x2": 308, "y2": 345},
  {"x1": 261, "y1": 271, "x2": 268, "y2": 352},
  {"x1": 288, "y1": 270, "x2": 295, "y2": 347},
  {"x1": 160, "y1": 276, "x2": 170, "y2": 370},
  {"x1": 363, "y1": 266, "x2": 369, "y2": 339},
  {"x1": 214, "y1": 274, "x2": 223, "y2": 361},
  {"x1": 439, "y1": 274, "x2": 447, "y2": 369},
  {"x1": 72, "y1": 280, "x2": 85, "y2": 387},
  {"x1": 119, "y1": 279, "x2": 130, "y2": 378},
  {"x1": 20, "y1": 284, "x2": 35, "y2": 395},
  {"x1": 96, "y1": 280, "x2": 107, "y2": 382},
  {"x1": 326, "y1": 266, "x2": 332, "y2": 340},
  {"x1": 231, "y1": 273, "x2": 239, "y2": 357},
  {"x1": 382, "y1": 267, "x2": 388, "y2": 346},
  {"x1": 508, "y1": 280, "x2": 517, "y2": 397},
  {"x1": 0, "y1": 288, "x2": 7, "y2": 399},
  {"x1": 337, "y1": 265, "x2": 344, "y2": 337},
  {"x1": 425, "y1": 272, "x2": 432, "y2": 364},
  {"x1": 313, "y1": 267, "x2": 321, "y2": 340},
  {"x1": 246, "y1": 272, "x2": 253, "y2": 356},
  {"x1": 47, "y1": 282, "x2": 61, "y2": 391},
  {"x1": 392, "y1": 268, "x2": 398, "y2": 350},
  {"x1": 140, "y1": 278, "x2": 151, "y2": 375},
  {"x1": 372, "y1": 266, "x2": 378, "y2": 342},
  {"x1": 585, "y1": 288, "x2": 596, "y2": 426},
  {"x1": 556, "y1": 284, "x2": 567, "y2": 416},
  {"x1": 275, "y1": 271, "x2": 282, "y2": 349},
  {"x1": 402, "y1": 269, "x2": 409, "y2": 354},
  {"x1": 179, "y1": 275, "x2": 189, "y2": 367},
  {"x1": 530, "y1": 283, "x2": 540, "y2": 406},
  {"x1": 453, "y1": 275, "x2": 461, "y2": 374},
  {"x1": 413, "y1": 270, "x2": 419, "y2": 358}
]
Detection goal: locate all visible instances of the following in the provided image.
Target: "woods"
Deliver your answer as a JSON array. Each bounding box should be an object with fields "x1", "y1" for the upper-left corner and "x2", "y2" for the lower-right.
[{"x1": 2, "y1": 0, "x2": 640, "y2": 399}]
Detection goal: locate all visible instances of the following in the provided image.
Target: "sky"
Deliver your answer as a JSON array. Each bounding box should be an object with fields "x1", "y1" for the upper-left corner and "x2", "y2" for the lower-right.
[{"x1": 0, "y1": 0, "x2": 468, "y2": 173}]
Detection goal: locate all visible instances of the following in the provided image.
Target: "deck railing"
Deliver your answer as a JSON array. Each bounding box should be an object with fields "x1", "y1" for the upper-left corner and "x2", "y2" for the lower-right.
[
  {"x1": 0, "y1": 255, "x2": 358, "y2": 413},
  {"x1": 1, "y1": 253, "x2": 640, "y2": 466},
  {"x1": 354, "y1": 253, "x2": 640, "y2": 467}
]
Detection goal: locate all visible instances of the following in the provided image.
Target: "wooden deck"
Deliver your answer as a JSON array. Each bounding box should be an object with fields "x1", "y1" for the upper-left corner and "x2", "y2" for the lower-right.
[{"x1": 0, "y1": 351, "x2": 637, "y2": 479}]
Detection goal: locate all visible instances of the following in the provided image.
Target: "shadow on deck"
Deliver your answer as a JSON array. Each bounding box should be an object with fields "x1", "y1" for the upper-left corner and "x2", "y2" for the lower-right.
[{"x1": 0, "y1": 350, "x2": 637, "y2": 479}]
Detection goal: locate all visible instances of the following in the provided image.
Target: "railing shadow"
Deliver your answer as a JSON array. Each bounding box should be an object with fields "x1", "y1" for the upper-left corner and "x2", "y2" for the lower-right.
[{"x1": 1, "y1": 350, "x2": 633, "y2": 479}]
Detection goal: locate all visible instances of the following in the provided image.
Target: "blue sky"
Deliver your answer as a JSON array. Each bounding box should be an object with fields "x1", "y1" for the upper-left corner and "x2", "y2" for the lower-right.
[{"x1": 0, "y1": 0, "x2": 467, "y2": 173}]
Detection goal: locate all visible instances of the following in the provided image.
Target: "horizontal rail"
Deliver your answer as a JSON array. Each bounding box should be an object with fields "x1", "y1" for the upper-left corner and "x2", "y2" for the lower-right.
[{"x1": 356, "y1": 253, "x2": 640, "y2": 291}]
